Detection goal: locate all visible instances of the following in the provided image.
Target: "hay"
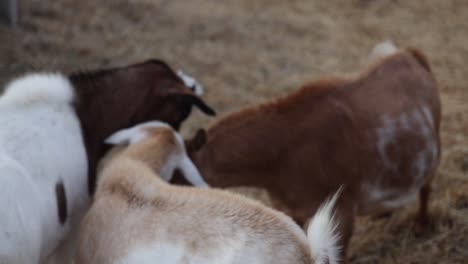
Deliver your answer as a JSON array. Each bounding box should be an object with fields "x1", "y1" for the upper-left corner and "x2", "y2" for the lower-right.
[{"x1": 1, "y1": 0, "x2": 467, "y2": 263}]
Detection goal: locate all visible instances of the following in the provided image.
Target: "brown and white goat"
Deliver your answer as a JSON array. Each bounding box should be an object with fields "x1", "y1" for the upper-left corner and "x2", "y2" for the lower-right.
[
  {"x1": 76, "y1": 121, "x2": 342, "y2": 264},
  {"x1": 70, "y1": 59, "x2": 215, "y2": 195},
  {"x1": 58, "y1": 59, "x2": 214, "y2": 263},
  {"x1": 184, "y1": 42, "x2": 441, "y2": 262},
  {"x1": 0, "y1": 59, "x2": 214, "y2": 264}
]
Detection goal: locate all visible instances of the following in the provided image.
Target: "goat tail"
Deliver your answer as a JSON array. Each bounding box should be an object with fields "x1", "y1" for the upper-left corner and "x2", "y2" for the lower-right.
[
  {"x1": 307, "y1": 187, "x2": 343, "y2": 264},
  {"x1": 0, "y1": 73, "x2": 74, "y2": 107}
]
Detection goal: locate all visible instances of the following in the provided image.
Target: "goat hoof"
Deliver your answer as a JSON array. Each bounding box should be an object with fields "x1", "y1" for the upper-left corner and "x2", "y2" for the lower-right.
[
  {"x1": 373, "y1": 212, "x2": 393, "y2": 220},
  {"x1": 413, "y1": 218, "x2": 432, "y2": 236}
]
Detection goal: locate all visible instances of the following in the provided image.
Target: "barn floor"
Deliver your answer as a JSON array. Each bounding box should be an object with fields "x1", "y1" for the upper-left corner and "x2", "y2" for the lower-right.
[{"x1": 1, "y1": 0, "x2": 467, "y2": 263}]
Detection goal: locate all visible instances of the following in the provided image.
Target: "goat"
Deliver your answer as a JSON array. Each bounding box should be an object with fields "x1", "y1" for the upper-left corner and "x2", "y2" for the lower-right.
[
  {"x1": 0, "y1": 74, "x2": 87, "y2": 264},
  {"x1": 185, "y1": 42, "x2": 441, "y2": 262},
  {"x1": 76, "y1": 121, "x2": 342, "y2": 264},
  {"x1": 0, "y1": 59, "x2": 214, "y2": 264},
  {"x1": 70, "y1": 59, "x2": 214, "y2": 195}
]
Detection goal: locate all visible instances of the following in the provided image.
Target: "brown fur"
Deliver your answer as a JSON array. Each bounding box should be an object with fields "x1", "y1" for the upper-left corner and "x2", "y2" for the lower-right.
[
  {"x1": 186, "y1": 48, "x2": 441, "y2": 262},
  {"x1": 69, "y1": 59, "x2": 215, "y2": 195}
]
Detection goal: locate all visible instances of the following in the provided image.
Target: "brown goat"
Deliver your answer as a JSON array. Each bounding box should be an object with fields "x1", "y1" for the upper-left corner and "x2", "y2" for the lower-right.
[
  {"x1": 70, "y1": 59, "x2": 215, "y2": 195},
  {"x1": 184, "y1": 43, "x2": 441, "y2": 262}
]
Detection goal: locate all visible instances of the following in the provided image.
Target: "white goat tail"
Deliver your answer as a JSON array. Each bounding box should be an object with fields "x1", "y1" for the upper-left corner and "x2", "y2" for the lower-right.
[
  {"x1": 0, "y1": 73, "x2": 74, "y2": 107},
  {"x1": 368, "y1": 40, "x2": 398, "y2": 61},
  {"x1": 307, "y1": 187, "x2": 343, "y2": 264}
]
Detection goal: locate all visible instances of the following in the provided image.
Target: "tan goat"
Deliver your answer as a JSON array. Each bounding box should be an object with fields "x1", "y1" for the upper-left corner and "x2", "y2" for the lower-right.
[{"x1": 75, "y1": 121, "x2": 342, "y2": 264}]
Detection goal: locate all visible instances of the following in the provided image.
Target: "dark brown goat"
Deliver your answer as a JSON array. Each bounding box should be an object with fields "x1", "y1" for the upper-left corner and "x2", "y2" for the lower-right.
[
  {"x1": 70, "y1": 59, "x2": 215, "y2": 194},
  {"x1": 185, "y1": 44, "x2": 441, "y2": 262}
]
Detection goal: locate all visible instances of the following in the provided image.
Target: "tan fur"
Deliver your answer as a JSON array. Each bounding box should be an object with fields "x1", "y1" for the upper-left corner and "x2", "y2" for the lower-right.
[{"x1": 76, "y1": 126, "x2": 328, "y2": 264}]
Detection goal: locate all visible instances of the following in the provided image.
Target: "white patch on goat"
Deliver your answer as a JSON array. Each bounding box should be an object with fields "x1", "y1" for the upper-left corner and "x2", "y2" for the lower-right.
[
  {"x1": 177, "y1": 70, "x2": 204, "y2": 96},
  {"x1": 422, "y1": 105, "x2": 434, "y2": 128},
  {"x1": 0, "y1": 153, "x2": 43, "y2": 263},
  {"x1": 410, "y1": 109, "x2": 437, "y2": 181},
  {"x1": 412, "y1": 110, "x2": 428, "y2": 180},
  {"x1": 105, "y1": 128, "x2": 148, "y2": 145},
  {"x1": 119, "y1": 236, "x2": 249, "y2": 264},
  {"x1": 158, "y1": 151, "x2": 179, "y2": 182},
  {"x1": 364, "y1": 185, "x2": 419, "y2": 212},
  {"x1": 400, "y1": 112, "x2": 410, "y2": 130},
  {"x1": 367, "y1": 106, "x2": 438, "y2": 213},
  {"x1": 428, "y1": 132, "x2": 438, "y2": 163},
  {"x1": 172, "y1": 132, "x2": 209, "y2": 187},
  {"x1": 105, "y1": 121, "x2": 209, "y2": 187},
  {"x1": 381, "y1": 189, "x2": 419, "y2": 209},
  {"x1": 366, "y1": 186, "x2": 396, "y2": 203},
  {"x1": 0, "y1": 73, "x2": 88, "y2": 262},
  {"x1": 368, "y1": 40, "x2": 398, "y2": 62},
  {"x1": 376, "y1": 109, "x2": 436, "y2": 178},
  {"x1": 0, "y1": 73, "x2": 74, "y2": 107},
  {"x1": 105, "y1": 121, "x2": 171, "y2": 145},
  {"x1": 308, "y1": 187, "x2": 342, "y2": 264},
  {"x1": 160, "y1": 152, "x2": 209, "y2": 188},
  {"x1": 119, "y1": 242, "x2": 186, "y2": 264},
  {"x1": 376, "y1": 115, "x2": 398, "y2": 173}
]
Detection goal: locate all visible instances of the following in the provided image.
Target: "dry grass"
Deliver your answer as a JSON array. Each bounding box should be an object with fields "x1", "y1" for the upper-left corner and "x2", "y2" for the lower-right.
[{"x1": 1, "y1": 0, "x2": 467, "y2": 263}]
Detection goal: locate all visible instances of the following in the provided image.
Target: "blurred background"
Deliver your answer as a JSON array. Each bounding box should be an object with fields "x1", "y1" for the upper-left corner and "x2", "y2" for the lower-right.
[{"x1": 1, "y1": 1, "x2": 467, "y2": 263}]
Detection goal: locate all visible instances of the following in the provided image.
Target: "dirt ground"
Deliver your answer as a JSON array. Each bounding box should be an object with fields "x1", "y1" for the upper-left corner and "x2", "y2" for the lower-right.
[{"x1": 1, "y1": 0, "x2": 467, "y2": 263}]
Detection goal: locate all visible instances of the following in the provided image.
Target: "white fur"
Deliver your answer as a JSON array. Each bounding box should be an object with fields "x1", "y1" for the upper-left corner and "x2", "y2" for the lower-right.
[
  {"x1": 376, "y1": 109, "x2": 437, "y2": 180},
  {"x1": 177, "y1": 156, "x2": 209, "y2": 187},
  {"x1": 367, "y1": 106, "x2": 438, "y2": 213},
  {"x1": 368, "y1": 40, "x2": 398, "y2": 62},
  {"x1": 308, "y1": 187, "x2": 342, "y2": 264},
  {"x1": 105, "y1": 121, "x2": 171, "y2": 145},
  {"x1": 421, "y1": 106, "x2": 434, "y2": 127},
  {"x1": 0, "y1": 73, "x2": 88, "y2": 263},
  {"x1": 119, "y1": 242, "x2": 186, "y2": 264},
  {"x1": 176, "y1": 70, "x2": 204, "y2": 96},
  {"x1": 381, "y1": 190, "x2": 419, "y2": 209},
  {"x1": 376, "y1": 115, "x2": 398, "y2": 172},
  {"x1": 119, "y1": 239, "x2": 249, "y2": 264},
  {"x1": 105, "y1": 121, "x2": 209, "y2": 187},
  {"x1": 0, "y1": 73, "x2": 74, "y2": 108},
  {"x1": 173, "y1": 131, "x2": 209, "y2": 187},
  {"x1": 365, "y1": 185, "x2": 419, "y2": 212},
  {"x1": 412, "y1": 109, "x2": 438, "y2": 180}
]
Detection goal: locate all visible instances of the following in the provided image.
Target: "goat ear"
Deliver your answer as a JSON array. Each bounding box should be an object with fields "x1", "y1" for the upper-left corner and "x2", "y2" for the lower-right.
[
  {"x1": 170, "y1": 94, "x2": 216, "y2": 116},
  {"x1": 185, "y1": 128, "x2": 207, "y2": 153},
  {"x1": 105, "y1": 127, "x2": 147, "y2": 145},
  {"x1": 176, "y1": 70, "x2": 204, "y2": 96}
]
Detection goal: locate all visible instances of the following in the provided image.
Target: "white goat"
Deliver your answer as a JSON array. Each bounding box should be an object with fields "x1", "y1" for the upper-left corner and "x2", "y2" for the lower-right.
[
  {"x1": 0, "y1": 74, "x2": 89, "y2": 263},
  {"x1": 75, "y1": 121, "x2": 341, "y2": 264}
]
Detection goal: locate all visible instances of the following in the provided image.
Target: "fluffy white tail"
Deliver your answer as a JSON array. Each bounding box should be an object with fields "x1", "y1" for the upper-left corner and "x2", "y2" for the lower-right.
[
  {"x1": 368, "y1": 40, "x2": 399, "y2": 61},
  {"x1": 307, "y1": 187, "x2": 343, "y2": 264},
  {"x1": 0, "y1": 73, "x2": 74, "y2": 107}
]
